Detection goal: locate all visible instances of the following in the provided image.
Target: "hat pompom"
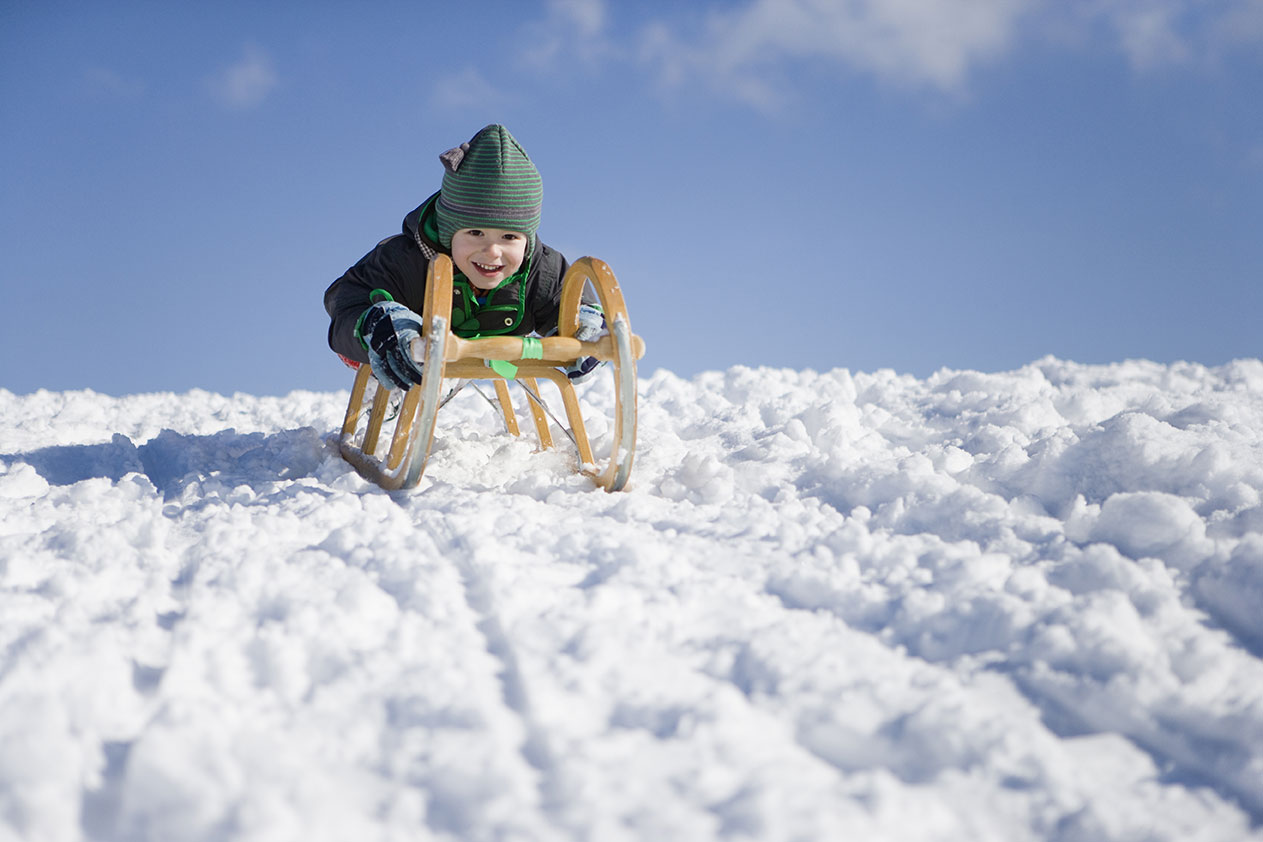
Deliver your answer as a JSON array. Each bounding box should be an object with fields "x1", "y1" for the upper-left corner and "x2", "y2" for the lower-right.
[{"x1": 438, "y1": 142, "x2": 470, "y2": 173}]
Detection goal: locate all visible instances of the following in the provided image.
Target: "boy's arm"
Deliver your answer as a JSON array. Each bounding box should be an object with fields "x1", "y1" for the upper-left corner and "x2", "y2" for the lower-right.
[
  {"x1": 529, "y1": 243, "x2": 569, "y2": 337},
  {"x1": 324, "y1": 236, "x2": 422, "y2": 363}
]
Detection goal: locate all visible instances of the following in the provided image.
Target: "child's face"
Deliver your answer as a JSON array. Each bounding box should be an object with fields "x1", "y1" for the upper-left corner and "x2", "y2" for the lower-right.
[{"x1": 450, "y1": 228, "x2": 529, "y2": 289}]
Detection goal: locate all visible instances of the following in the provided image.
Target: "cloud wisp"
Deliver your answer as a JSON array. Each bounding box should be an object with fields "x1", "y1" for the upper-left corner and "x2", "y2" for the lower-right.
[
  {"x1": 644, "y1": 0, "x2": 1029, "y2": 107},
  {"x1": 520, "y1": 0, "x2": 614, "y2": 68},
  {"x1": 207, "y1": 46, "x2": 279, "y2": 110},
  {"x1": 519, "y1": 0, "x2": 1263, "y2": 110}
]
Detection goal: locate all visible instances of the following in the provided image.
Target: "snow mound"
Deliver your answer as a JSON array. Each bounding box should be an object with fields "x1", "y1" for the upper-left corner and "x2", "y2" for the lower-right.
[{"x1": 2, "y1": 357, "x2": 1263, "y2": 841}]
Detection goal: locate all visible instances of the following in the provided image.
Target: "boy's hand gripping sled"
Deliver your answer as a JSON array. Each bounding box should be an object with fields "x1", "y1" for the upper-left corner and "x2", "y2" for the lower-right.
[{"x1": 338, "y1": 255, "x2": 646, "y2": 491}]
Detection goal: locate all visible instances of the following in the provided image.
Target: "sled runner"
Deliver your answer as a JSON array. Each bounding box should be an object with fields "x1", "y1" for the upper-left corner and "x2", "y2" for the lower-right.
[{"x1": 338, "y1": 255, "x2": 645, "y2": 491}]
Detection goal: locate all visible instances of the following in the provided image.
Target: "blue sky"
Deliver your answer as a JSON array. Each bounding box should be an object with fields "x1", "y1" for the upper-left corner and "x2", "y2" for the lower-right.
[{"x1": 3, "y1": 0, "x2": 1261, "y2": 396}]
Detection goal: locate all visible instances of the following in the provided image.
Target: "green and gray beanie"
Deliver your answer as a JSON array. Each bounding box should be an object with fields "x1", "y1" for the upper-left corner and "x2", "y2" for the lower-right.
[{"x1": 435, "y1": 124, "x2": 543, "y2": 255}]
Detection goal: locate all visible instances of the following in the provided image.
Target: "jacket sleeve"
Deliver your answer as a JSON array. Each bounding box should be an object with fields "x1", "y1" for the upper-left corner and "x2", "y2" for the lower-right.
[
  {"x1": 528, "y1": 244, "x2": 569, "y2": 337},
  {"x1": 324, "y1": 235, "x2": 428, "y2": 363}
]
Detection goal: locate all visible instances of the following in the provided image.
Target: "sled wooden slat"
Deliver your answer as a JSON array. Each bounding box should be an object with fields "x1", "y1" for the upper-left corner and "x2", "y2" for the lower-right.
[
  {"x1": 361, "y1": 376, "x2": 391, "y2": 457},
  {"x1": 338, "y1": 255, "x2": 643, "y2": 491},
  {"x1": 521, "y1": 377, "x2": 553, "y2": 450},
  {"x1": 340, "y1": 364, "x2": 373, "y2": 440},
  {"x1": 492, "y1": 380, "x2": 521, "y2": 437}
]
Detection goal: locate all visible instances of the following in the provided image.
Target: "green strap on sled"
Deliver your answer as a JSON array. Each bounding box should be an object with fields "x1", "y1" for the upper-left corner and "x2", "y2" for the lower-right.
[{"x1": 487, "y1": 336, "x2": 543, "y2": 380}]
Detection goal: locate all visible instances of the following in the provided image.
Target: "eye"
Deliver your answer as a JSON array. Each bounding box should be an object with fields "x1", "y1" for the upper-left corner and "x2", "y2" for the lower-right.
[{"x1": 464, "y1": 229, "x2": 484, "y2": 238}]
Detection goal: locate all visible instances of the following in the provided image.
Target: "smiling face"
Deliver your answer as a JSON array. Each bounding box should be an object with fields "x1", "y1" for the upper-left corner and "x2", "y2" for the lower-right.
[{"x1": 449, "y1": 228, "x2": 529, "y2": 290}]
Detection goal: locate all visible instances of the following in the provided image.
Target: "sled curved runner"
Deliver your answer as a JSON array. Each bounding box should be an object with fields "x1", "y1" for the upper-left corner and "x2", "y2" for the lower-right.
[{"x1": 338, "y1": 255, "x2": 645, "y2": 491}]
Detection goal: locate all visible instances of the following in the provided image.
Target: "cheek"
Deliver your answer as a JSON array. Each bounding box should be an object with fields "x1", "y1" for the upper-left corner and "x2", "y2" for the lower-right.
[
  {"x1": 451, "y1": 244, "x2": 481, "y2": 274},
  {"x1": 507, "y1": 246, "x2": 527, "y2": 271}
]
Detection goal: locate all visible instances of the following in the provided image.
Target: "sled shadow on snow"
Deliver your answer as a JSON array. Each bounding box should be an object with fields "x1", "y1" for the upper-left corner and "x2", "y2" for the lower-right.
[{"x1": 4, "y1": 427, "x2": 328, "y2": 500}]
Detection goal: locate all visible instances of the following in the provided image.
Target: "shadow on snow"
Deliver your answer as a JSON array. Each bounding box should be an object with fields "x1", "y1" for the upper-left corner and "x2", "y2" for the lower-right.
[{"x1": 3, "y1": 427, "x2": 328, "y2": 499}]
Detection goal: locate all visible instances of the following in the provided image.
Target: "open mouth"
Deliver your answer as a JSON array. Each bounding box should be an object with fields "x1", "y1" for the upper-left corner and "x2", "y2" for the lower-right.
[{"x1": 472, "y1": 261, "x2": 503, "y2": 276}]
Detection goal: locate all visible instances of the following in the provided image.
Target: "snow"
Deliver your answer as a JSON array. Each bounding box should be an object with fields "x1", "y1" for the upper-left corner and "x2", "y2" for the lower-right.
[{"x1": 2, "y1": 356, "x2": 1263, "y2": 842}]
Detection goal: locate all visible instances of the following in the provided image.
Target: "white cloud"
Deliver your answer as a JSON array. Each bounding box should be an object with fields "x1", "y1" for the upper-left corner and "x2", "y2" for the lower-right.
[
  {"x1": 520, "y1": 0, "x2": 1263, "y2": 111},
  {"x1": 637, "y1": 0, "x2": 1033, "y2": 107},
  {"x1": 1212, "y1": 0, "x2": 1263, "y2": 46},
  {"x1": 207, "y1": 46, "x2": 278, "y2": 110},
  {"x1": 1108, "y1": 4, "x2": 1191, "y2": 68},
  {"x1": 520, "y1": 0, "x2": 617, "y2": 68},
  {"x1": 1040, "y1": 0, "x2": 1263, "y2": 72},
  {"x1": 732, "y1": 0, "x2": 1022, "y2": 86},
  {"x1": 554, "y1": 0, "x2": 605, "y2": 37}
]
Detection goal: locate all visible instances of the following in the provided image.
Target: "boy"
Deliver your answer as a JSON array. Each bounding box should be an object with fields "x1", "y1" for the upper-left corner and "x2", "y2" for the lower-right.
[{"x1": 324, "y1": 124, "x2": 601, "y2": 391}]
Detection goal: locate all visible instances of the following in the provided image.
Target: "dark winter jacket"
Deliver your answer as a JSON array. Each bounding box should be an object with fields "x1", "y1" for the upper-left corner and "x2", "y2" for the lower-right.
[{"x1": 324, "y1": 192, "x2": 569, "y2": 365}]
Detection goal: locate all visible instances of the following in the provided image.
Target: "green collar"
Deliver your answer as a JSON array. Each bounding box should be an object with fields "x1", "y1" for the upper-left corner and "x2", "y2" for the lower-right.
[
  {"x1": 419, "y1": 193, "x2": 443, "y2": 246},
  {"x1": 450, "y1": 256, "x2": 532, "y2": 338}
]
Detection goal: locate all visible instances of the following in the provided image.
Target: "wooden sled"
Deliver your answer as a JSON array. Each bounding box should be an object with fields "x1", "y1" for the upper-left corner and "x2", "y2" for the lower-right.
[{"x1": 338, "y1": 255, "x2": 646, "y2": 491}]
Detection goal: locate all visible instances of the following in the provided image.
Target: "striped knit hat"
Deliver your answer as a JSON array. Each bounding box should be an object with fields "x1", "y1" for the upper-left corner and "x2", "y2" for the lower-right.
[{"x1": 435, "y1": 124, "x2": 543, "y2": 255}]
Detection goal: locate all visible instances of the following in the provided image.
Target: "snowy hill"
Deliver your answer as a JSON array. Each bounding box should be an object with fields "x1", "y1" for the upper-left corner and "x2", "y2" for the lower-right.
[{"x1": 2, "y1": 358, "x2": 1262, "y2": 842}]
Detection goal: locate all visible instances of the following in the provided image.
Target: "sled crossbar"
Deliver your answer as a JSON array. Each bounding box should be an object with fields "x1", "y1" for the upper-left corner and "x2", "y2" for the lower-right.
[
  {"x1": 440, "y1": 333, "x2": 645, "y2": 367},
  {"x1": 338, "y1": 255, "x2": 644, "y2": 491}
]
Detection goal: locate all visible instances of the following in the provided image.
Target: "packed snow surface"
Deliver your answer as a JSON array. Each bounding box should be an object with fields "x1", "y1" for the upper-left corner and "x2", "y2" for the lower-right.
[{"x1": 3, "y1": 357, "x2": 1263, "y2": 842}]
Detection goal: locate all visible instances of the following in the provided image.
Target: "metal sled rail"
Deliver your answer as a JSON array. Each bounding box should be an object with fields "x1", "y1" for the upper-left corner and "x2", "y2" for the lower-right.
[{"x1": 338, "y1": 255, "x2": 645, "y2": 491}]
